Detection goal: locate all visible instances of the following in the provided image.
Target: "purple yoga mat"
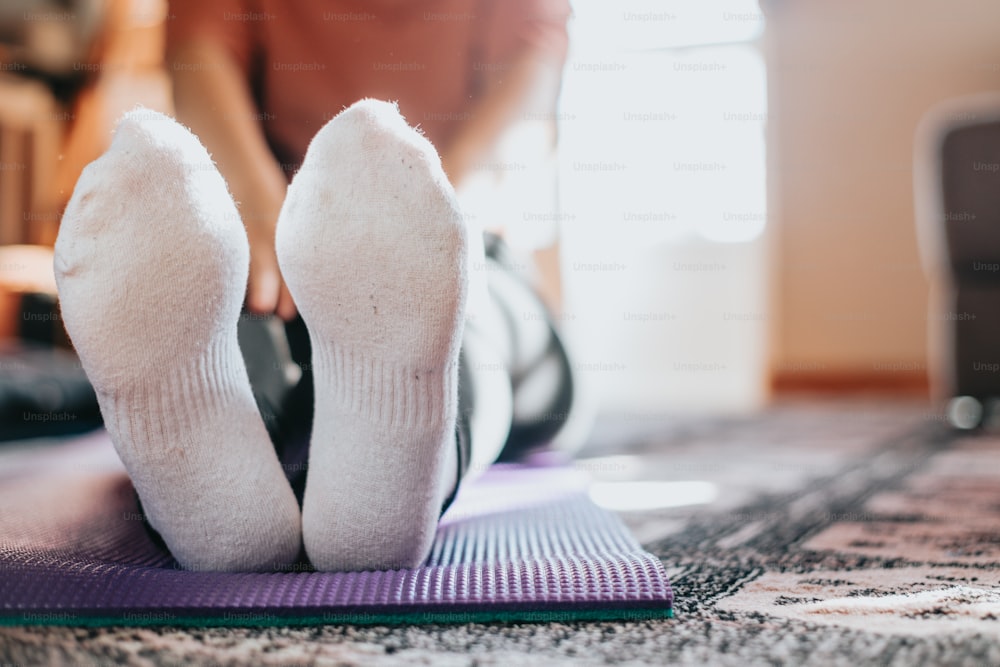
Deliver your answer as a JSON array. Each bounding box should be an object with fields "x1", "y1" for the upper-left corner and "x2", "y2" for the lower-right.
[{"x1": 0, "y1": 432, "x2": 672, "y2": 626}]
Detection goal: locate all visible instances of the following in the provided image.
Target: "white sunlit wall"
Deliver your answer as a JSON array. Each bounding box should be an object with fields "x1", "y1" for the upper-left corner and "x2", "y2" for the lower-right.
[{"x1": 555, "y1": 0, "x2": 769, "y2": 415}]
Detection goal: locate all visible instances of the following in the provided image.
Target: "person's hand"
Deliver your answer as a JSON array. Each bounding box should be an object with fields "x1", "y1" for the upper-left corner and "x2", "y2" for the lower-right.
[
  {"x1": 168, "y1": 39, "x2": 296, "y2": 320},
  {"x1": 242, "y1": 197, "x2": 297, "y2": 321}
]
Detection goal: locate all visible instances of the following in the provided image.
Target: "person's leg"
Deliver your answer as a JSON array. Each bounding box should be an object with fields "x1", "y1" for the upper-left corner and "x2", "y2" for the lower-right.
[
  {"x1": 456, "y1": 319, "x2": 514, "y2": 482},
  {"x1": 277, "y1": 99, "x2": 469, "y2": 571},
  {"x1": 238, "y1": 313, "x2": 312, "y2": 503},
  {"x1": 475, "y1": 235, "x2": 576, "y2": 461},
  {"x1": 54, "y1": 109, "x2": 301, "y2": 571}
]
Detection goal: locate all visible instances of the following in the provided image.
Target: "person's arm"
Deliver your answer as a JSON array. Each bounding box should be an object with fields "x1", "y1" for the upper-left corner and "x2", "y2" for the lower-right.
[
  {"x1": 442, "y1": 49, "x2": 566, "y2": 311},
  {"x1": 441, "y1": 0, "x2": 570, "y2": 189},
  {"x1": 168, "y1": 41, "x2": 297, "y2": 320},
  {"x1": 440, "y1": 47, "x2": 563, "y2": 190},
  {"x1": 442, "y1": 1, "x2": 570, "y2": 312}
]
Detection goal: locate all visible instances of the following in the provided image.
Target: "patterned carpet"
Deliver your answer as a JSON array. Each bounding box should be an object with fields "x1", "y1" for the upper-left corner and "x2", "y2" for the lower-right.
[{"x1": 2, "y1": 399, "x2": 1000, "y2": 666}]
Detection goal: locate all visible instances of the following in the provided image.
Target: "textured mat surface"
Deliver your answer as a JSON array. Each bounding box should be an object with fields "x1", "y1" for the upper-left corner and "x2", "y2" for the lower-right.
[{"x1": 0, "y1": 432, "x2": 671, "y2": 626}]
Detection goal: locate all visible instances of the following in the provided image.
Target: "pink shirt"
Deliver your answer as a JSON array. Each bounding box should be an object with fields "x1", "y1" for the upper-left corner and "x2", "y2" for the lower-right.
[{"x1": 167, "y1": 0, "x2": 571, "y2": 173}]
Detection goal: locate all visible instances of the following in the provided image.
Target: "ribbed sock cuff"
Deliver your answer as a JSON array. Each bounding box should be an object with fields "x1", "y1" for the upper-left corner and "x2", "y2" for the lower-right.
[
  {"x1": 96, "y1": 335, "x2": 250, "y2": 450},
  {"x1": 313, "y1": 343, "x2": 458, "y2": 430}
]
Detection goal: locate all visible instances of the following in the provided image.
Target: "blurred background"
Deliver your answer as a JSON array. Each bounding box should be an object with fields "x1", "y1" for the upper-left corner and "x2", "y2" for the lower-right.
[{"x1": 1, "y1": 0, "x2": 1000, "y2": 441}]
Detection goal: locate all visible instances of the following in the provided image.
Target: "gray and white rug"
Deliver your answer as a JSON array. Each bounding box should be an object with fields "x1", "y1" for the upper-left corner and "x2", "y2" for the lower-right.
[{"x1": 3, "y1": 399, "x2": 999, "y2": 666}]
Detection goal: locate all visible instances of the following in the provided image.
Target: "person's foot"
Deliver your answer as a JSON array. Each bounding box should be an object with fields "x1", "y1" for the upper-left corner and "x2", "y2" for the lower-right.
[
  {"x1": 54, "y1": 108, "x2": 302, "y2": 571},
  {"x1": 276, "y1": 99, "x2": 467, "y2": 571}
]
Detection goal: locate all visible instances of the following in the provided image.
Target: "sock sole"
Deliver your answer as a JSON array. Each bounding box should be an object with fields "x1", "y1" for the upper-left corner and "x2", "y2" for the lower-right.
[{"x1": 277, "y1": 100, "x2": 468, "y2": 571}]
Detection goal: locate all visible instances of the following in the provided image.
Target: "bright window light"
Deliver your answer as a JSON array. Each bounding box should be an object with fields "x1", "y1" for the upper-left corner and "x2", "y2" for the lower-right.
[
  {"x1": 570, "y1": 0, "x2": 765, "y2": 52},
  {"x1": 557, "y1": 1, "x2": 770, "y2": 414},
  {"x1": 561, "y1": 2, "x2": 768, "y2": 246},
  {"x1": 588, "y1": 481, "x2": 719, "y2": 511}
]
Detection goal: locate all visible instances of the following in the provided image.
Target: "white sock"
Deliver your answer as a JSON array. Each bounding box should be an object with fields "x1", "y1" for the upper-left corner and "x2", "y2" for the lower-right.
[
  {"x1": 276, "y1": 99, "x2": 467, "y2": 571},
  {"x1": 54, "y1": 108, "x2": 301, "y2": 572}
]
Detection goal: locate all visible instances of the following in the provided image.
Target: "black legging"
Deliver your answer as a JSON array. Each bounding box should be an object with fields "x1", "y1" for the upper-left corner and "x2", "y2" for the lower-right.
[{"x1": 238, "y1": 233, "x2": 574, "y2": 511}]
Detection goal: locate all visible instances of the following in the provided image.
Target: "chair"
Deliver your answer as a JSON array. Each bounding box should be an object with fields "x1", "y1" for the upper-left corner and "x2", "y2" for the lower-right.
[{"x1": 915, "y1": 92, "x2": 1000, "y2": 427}]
